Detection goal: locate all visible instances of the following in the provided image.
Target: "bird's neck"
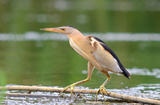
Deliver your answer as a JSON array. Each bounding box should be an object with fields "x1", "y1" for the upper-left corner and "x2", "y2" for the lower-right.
[{"x1": 67, "y1": 30, "x2": 84, "y2": 39}]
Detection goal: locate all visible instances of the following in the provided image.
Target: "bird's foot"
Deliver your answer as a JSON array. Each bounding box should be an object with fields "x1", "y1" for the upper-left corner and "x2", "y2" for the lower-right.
[
  {"x1": 60, "y1": 84, "x2": 76, "y2": 97},
  {"x1": 96, "y1": 85, "x2": 108, "y2": 100}
]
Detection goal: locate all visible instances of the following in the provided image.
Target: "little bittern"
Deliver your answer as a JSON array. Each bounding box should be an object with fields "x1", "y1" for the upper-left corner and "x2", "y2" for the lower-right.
[{"x1": 41, "y1": 26, "x2": 130, "y2": 95}]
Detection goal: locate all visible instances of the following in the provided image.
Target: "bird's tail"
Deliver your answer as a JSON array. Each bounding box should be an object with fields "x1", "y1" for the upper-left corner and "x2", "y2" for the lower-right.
[{"x1": 122, "y1": 68, "x2": 130, "y2": 79}]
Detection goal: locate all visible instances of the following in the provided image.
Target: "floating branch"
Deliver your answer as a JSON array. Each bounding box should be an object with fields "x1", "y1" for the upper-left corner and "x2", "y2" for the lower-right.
[
  {"x1": 0, "y1": 85, "x2": 160, "y2": 104},
  {"x1": 6, "y1": 93, "x2": 134, "y2": 103}
]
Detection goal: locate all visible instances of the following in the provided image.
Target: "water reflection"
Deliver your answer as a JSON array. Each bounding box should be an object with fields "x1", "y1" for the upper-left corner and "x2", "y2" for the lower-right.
[
  {"x1": 3, "y1": 83, "x2": 160, "y2": 105},
  {"x1": 1, "y1": 33, "x2": 160, "y2": 41},
  {"x1": 0, "y1": 39, "x2": 159, "y2": 88},
  {"x1": 0, "y1": 0, "x2": 160, "y2": 33}
]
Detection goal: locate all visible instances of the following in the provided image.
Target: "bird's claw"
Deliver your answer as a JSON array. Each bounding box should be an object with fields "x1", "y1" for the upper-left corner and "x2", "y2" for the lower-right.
[
  {"x1": 96, "y1": 86, "x2": 108, "y2": 100},
  {"x1": 60, "y1": 84, "x2": 75, "y2": 96}
]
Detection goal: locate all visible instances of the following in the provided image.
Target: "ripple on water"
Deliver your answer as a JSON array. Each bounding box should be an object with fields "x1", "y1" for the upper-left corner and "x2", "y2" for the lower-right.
[
  {"x1": 128, "y1": 68, "x2": 160, "y2": 78},
  {"x1": 0, "y1": 32, "x2": 160, "y2": 41},
  {"x1": 2, "y1": 83, "x2": 160, "y2": 105},
  {"x1": 2, "y1": 67, "x2": 160, "y2": 104}
]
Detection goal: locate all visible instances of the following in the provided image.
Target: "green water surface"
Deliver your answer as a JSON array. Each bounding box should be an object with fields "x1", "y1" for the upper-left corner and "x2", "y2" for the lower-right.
[{"x1": 0, "y1": 40, "x2": 159, "y2": 89}]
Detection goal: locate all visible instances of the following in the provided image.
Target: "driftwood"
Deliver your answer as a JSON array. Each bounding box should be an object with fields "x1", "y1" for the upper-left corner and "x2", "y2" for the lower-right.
[{"x1": 0, "y1": 85, "x2": 160, "y2": 104}]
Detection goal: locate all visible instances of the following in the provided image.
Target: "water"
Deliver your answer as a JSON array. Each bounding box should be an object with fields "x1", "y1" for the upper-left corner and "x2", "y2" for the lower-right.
[
  {"x1": 1, "y1": 32, "x2": 160, "y2": 41},
  {"x1": 0, "y1": 33, "x2": 159, "y2": 104},
  {"x1": 3, "y1": 84, "x2": 160, "y2": 105},
  {"x1": 1, "y1": 0, "x2": 160, "y2": 33}
]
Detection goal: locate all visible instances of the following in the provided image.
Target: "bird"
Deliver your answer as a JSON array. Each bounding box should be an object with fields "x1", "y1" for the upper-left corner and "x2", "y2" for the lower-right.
[{"x1": 40, "y1": 26, "x2": 130, "y2": 95}]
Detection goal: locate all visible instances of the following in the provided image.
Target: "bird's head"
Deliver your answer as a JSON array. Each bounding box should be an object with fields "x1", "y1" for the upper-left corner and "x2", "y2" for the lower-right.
[{"x1": 40, "y1": 26, "x2": 79, "y2": 35}]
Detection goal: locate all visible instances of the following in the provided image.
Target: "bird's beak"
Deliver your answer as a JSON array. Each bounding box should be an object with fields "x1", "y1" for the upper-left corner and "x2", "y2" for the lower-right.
[{"x1": 40, "y1": 27, "x2": 63, "y2": 33}]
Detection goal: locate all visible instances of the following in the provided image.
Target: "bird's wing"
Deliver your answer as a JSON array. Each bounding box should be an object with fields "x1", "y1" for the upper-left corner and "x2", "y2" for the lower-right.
[{"x1": 89, "y1": 36, "x2": 130, "y2": 78}]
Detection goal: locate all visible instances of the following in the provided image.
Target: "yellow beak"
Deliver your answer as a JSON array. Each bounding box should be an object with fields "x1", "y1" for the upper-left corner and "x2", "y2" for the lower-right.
[{"x1": 40, "y1": 28, "x2": 63, "y2": 33}]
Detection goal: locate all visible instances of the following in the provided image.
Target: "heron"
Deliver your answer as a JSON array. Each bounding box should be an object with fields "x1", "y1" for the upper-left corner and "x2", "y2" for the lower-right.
[{"x1": 41, "y1": 26, "x2": 130, "y2": 95}]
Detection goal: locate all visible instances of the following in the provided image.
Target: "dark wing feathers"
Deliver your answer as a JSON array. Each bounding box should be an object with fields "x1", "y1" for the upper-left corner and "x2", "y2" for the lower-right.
[
  {"x1": 93, "y1": 36, "x2": 130, "y2": 78},
  {"x1": 93, "y1": 36, "x2": 105, "y2": 43}
]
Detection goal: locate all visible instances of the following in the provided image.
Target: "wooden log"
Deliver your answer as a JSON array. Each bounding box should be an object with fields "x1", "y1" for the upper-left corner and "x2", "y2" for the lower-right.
[{"x1": 0, "y1": 85, "x2": 160, "y2": 104}]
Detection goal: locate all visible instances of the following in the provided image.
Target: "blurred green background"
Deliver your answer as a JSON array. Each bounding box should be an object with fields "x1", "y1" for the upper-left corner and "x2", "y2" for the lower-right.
[
  {"x1": 0, "y1": 0, "x2": 160, "y2": 89},
  {"x1": 0, "y1": 0, "x2": 160, "y2": 33}
]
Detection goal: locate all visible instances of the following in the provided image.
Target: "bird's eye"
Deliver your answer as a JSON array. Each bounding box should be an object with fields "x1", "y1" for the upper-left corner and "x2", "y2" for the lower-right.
[{"x1": 60, "y1": 28, "x2": 65, "y2": 31}]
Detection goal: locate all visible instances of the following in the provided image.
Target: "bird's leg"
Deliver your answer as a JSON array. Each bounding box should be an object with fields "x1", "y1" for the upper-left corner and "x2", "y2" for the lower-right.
[
  {"x1": 61, "y1": 62, "x2": 95, "y2": 96},
  {"x1": 96, "y1": 71, "x2": 110, "y2": 99}
]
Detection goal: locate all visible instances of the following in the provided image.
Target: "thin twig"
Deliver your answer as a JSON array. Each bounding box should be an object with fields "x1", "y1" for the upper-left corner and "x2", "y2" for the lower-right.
[{"x1": 0, "y1": 85, "x2": 160, "y2": 104}]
